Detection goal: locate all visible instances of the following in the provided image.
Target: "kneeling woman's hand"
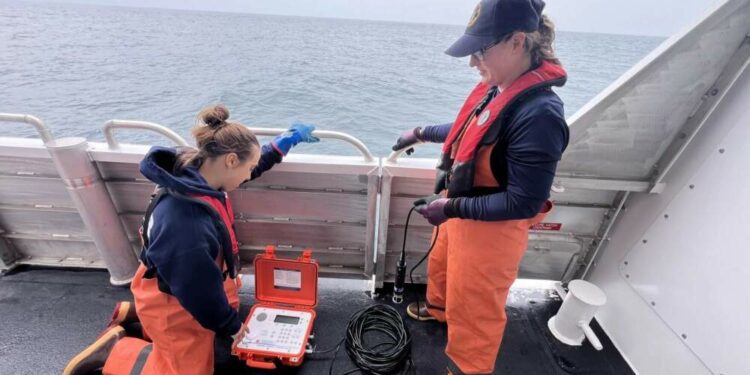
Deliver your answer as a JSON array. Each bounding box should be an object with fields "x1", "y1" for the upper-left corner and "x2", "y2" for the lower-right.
[
  {"x1": 231, "y1": 323, "x2": 249, "y2": 346},
  {"x1": 272, "y1": 122, "x2": 320, "y2": 156}
]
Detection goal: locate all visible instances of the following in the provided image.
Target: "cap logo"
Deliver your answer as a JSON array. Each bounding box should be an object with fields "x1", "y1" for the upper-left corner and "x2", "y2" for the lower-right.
[
  {"x1": 467, "y1": 3, "x2": 481, "y2": 28},
  {"x1": 477, "y1": 110, "x2": 491, "y2": 126}
]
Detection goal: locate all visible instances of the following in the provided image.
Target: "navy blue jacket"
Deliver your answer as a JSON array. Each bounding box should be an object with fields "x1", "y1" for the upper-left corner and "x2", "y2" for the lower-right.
[
  {"x1": 423, "y1": 88, "x2": 568, "y2": 221},
  {"x1": 138, "y1": 144, "x2": 281, "y2": 336}
]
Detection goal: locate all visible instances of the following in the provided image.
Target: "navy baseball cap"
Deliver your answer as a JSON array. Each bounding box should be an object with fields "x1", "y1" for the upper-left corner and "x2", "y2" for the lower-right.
[{"x1": 446, "y1": 0, "x2": 546, "y2": 58}]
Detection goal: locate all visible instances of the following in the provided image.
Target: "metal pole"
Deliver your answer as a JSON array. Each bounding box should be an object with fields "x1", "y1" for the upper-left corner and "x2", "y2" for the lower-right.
[{"x1": 46, "y1": 137, "x2": 138, "y2": 285}]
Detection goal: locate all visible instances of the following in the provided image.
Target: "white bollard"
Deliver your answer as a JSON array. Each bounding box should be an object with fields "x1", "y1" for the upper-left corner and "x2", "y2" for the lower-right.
[{"x1": 548, "y1": 279, "x2": 607, "y2": 350}]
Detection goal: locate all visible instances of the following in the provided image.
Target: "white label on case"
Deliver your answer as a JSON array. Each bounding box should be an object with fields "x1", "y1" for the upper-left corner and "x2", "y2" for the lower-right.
[{"x1": 274, "y1": 268, "x2": 302, "y2": 290}]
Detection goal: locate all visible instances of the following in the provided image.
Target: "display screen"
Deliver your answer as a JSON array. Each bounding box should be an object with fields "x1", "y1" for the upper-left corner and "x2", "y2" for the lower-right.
[{"x1": 274, "y1": 315, "x2": 300, "y2": 325}]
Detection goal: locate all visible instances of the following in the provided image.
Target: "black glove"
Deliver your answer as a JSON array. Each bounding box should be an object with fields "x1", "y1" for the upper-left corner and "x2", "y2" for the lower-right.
[{"x1": 391, "y1": 127, "x2": 423, "y2": 154}]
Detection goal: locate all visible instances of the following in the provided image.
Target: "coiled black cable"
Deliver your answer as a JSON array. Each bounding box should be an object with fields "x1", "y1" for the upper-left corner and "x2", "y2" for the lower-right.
[
  {"x1": 318, "y1": 304, "x2": 414, "y2": 375},
  {"x1": 344, "y1": 304, "x2": 413, "y2": 374},
  {"x1": 313, "y1": 203, "x2": 437, "y2": 374}
]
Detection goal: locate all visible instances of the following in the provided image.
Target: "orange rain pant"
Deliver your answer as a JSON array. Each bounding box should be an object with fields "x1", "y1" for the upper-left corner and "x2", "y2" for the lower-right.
[
  {"x1": 425, "y1": 201, "x2": 552, "y2": 374},
  {"x1": 101, "y1": 265, "x2": 242, "y2": 375}
]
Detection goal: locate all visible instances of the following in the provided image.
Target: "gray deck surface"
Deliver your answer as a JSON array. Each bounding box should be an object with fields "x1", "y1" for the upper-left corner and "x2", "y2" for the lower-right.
[{"x1": 0, "y1": 267, "x2": 633, "y2": 374}]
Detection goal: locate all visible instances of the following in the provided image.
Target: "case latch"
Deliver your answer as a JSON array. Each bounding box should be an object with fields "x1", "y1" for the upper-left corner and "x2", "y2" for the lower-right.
[
  {"x1": 265, "y1": 245, "x2": 276, "y2": 258},
  {"x1": 299, "y1": 249, "x2": 313, "y2": 263}
]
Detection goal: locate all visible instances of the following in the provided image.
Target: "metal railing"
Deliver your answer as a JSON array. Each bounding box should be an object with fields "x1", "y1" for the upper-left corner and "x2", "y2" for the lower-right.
[
  {"x1": 386, "y1": 144, "x2": 421, "y2": 163},
  {"x1": 250, "y1": 127, "x2": 376, "y2": 163},
  {"x1": 0, "y1": 113, "x2": 54, "y2": 143},
  {"x1": 103, "y1": 120, "x2": 189, "y2": 149},
  {"x1": 0, "y1": 114, "x2": 630, "y2": 287},
  {"x1": 101, "y1": 122, "x2": 376, "y2": 163}
]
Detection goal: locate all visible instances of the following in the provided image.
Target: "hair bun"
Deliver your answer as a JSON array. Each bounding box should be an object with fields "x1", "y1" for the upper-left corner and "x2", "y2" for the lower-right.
[{"x1": 202, "y1": 105, "x2": 230, "y2": 129}]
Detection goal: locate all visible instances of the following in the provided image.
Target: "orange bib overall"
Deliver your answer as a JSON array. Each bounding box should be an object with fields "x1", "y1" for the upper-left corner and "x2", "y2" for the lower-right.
[
  {"x1": 102, "y1": 193, "x2": 242, "y2": 375},
  {"x1": 428, "y1": 62, "x2": 565, "y2": 374},
  {"x1": 427, "y1": 144, "x2": 553, "y2": 374}
]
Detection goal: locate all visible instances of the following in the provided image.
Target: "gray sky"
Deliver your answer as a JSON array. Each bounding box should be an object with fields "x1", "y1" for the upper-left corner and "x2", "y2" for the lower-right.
[{"x1": 37, "y1": 0, "x2": 725, "y2": 37}]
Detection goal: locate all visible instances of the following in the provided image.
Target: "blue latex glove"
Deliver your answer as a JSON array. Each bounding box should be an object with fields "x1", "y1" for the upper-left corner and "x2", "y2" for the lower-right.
[
  {"x1": 415, "y1": 198, "x2": 450, "y2": 226},
  {"x1": 271, "y1": 122, "x2": 320, "y2": 156}
]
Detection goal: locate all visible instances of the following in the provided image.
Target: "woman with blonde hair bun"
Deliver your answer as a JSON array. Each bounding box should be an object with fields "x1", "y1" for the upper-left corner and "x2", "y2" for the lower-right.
[{"x1": 64, "y1": 105, "x2": 318, "y2": 375}]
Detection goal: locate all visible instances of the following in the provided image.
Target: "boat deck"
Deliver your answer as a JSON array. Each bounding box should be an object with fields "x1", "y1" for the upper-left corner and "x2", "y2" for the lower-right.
[{"x1": 0, "y1": 267, "x2": 633, "y2": 374}]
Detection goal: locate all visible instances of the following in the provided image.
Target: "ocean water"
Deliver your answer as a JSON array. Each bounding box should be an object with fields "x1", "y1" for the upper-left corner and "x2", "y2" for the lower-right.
[{"x1": 0, "y1": 1, "x2": 664, "y2": 157}]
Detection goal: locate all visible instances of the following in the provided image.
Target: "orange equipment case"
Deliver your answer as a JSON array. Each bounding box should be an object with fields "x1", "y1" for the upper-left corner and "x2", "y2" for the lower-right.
[{"x1": 232, "y1": 245, "x2": 318, "y2": 369}]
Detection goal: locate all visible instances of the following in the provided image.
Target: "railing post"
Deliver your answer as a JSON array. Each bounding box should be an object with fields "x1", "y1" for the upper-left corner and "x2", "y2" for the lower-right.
[
  {"x1": 46, "y1": 137, "x2": 138, "y2": 285},
  {"x1": 0, "y1": 113, "x2": 53, "y2": 273},
  {"x1": 373, "y1": 169, "x2": 394, "y2": 290}
]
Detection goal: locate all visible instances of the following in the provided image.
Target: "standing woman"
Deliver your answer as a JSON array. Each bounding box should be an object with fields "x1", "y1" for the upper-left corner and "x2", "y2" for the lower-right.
[
  {"x1": 63, "y1": 105, "x2": 318, "y2": 375},
  {"x1": 392, "y1": 0, "x2": 568, "y2": 373}
]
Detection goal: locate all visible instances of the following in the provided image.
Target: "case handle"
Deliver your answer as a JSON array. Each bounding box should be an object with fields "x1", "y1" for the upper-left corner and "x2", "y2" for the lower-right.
[{"x1": 246, "y1": 358, "x2": 277, "y2": 370}]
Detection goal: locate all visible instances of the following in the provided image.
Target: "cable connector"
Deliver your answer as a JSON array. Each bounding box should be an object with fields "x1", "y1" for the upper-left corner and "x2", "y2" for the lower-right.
[
  {"x1": 413, "y1": 194, "x2": 441, "y2": 209},
  {"x1": 392, "y1": 259, "x2": 406, "y2": 304}
]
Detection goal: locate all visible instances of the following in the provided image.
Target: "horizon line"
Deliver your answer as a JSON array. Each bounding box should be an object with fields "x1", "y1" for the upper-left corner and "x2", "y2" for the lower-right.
[{"x1": 16, "y1": 0, "x2": 669, "y2": 39}]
